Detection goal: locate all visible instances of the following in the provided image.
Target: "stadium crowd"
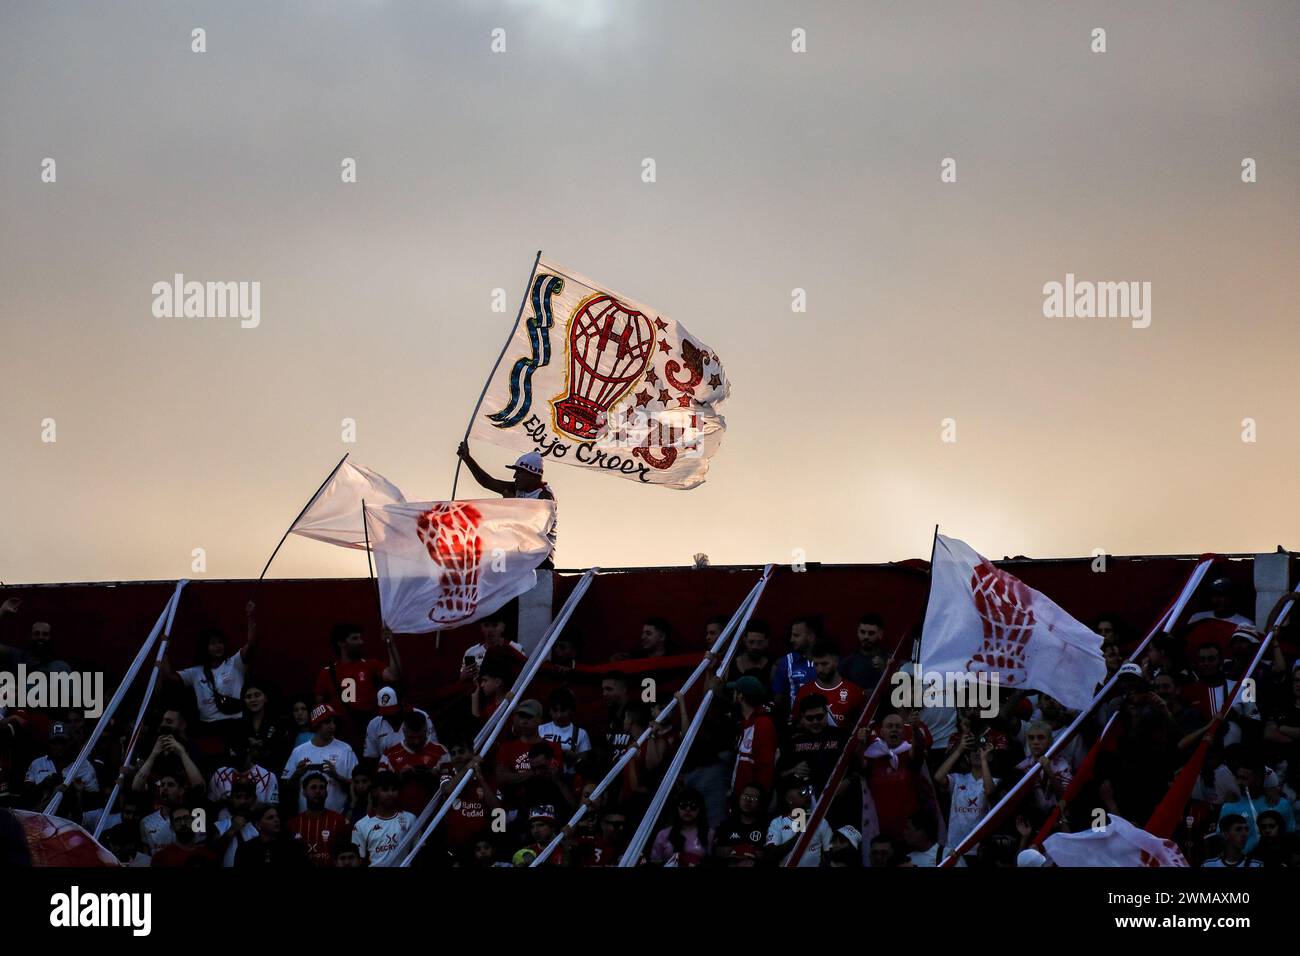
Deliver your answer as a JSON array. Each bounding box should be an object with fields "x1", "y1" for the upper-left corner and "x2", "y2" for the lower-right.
[{"x1": 1, "y1": 574, "x2": 1299, "y2": 868}]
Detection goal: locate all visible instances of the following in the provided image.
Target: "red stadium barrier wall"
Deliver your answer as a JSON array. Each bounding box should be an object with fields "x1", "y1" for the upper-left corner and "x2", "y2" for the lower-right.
[{"x1": 0, "y1": 555, "x2": 1274, "y2": 731}]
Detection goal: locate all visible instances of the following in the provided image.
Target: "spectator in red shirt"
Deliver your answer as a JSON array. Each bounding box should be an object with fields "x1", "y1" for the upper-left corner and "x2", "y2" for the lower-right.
[
  {"x1": 314, "y1": 622, "x2": 401, "y2": 743},
  {"x1": 619, "y1": 702, "x2": 670, "y2": 802},
  {"x1": 494, "y1": 701, "x2": 564, "y2": 803},
  {"x1": 859, "y1": 712, "x2": 929, "y2": 841},
  {"x1": 471, "y1": 660, "x2": 509, "y2": 727},
  {"x1": 522, "y1": 805, "x2": 563, "y2": 865},
  {"x1": 379, "y1": 712, "x2": 449, "y2": 813},
  {"x1": 151, "y1": 806, "x2": 219, "y2": 867},
  {"x1": 729, "y1": 675, "x2": 777, "y2": 799},
  {"x1": 287, "y1": 772, "x2": 350, "y2": 867},
  {"x1": 795, "y1": 641, "x2": 866, "y2": 727},
  {"x1": 438, "y1": 740, "x2": 503, "y2": 856}
]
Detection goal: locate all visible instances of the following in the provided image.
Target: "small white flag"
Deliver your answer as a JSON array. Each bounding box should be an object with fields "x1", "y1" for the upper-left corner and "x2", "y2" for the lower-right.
[
  {"x1": 1043, "y1": 814, "x2": 1188, "y2": 867},
  {"x1": 291, "y1": 459, "x2": 405, "y2": 550},
  {"x1": 919, "y1": 534, "x2": 1106, "y2": 711},
  {"x1": 365, "y1": 499, "x2": 555, "y2": 633}
]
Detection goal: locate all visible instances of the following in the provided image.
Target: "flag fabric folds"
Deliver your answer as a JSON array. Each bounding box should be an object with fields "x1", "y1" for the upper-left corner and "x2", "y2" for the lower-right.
[
  {"x1": 365, "y1": 499, "x2": 555, "y2": 633},
  {"x1": 918, "y1": 534, "x2": 1105, "y2": 711},
  {"x1": 290, "y1": 459, "x2": 406, "y2": 550},
  {"x1": 1043, "y1": 814, "x2": 1188, "y2": 867},
  {"x1": 469, "y1": 257, "x2": 730, "y2": 490}
]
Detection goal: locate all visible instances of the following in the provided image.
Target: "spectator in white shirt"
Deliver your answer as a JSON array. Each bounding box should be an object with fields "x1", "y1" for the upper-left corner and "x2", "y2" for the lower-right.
[
  {"x1": 213, "y1": 779, "x2": 260, "y2": 866},
  {"x1": 461, "y1": 610, "x2": 522, "y2": 677},
  {"x1": 162, "y1": 601, "x2": 259, "y2": 754},
  {"x1": 765, "y1": 777, "x2": 833, "y2": 866},
  {"x1": 364, "y1": 687, "x2": 436, "y2": 763},
  {"x1": 136, "y1": 773, "x2": 188, "y2": 856},
  {"x1": 208, "y1": 738, "x2": 279, "y2": 807},
  {"x1": 539, "y1": 688, "x2": 591, "y2": 773},
  {"x1": 282, "y1": 704, "x2": 358, "y2": 813},
  {"x1": 934, "y1": 733, "x2": 997, "y2": 858},
  {"x1": 23, "y1": 722, "x2": 99, "y2": 811},
  {"x1": 902, "y1": 811, "x2": 966, "y2": 867},
  {"x1": 352, "y1": 771, "x2": 416, "y2": 866}
]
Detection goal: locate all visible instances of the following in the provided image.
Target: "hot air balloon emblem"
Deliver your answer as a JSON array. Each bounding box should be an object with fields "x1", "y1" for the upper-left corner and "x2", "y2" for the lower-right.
[
  {"x1": 415, "y1": 502, "x2": 483, "y2": 624},
  {"x1": 551, "y1": 293, "x2": 656, "y2": 440}
]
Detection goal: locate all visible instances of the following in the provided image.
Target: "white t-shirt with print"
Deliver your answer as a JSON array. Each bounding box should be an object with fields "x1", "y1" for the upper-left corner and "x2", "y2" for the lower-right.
[
  {"x1": 766, "y1": 815, "x2": 833, "y2": 867},
  {"x1": 352, "y1": 811, "x2": 416, "y2": 866},
  {"x1": 363, "y1": 709, "x2": 436, "y2": 759},
  {"x1": 946, "y1": 772, "x2": 997, "y2": 854},
  {"x1": 208, "y1": 765, "x2": 279, "y2": 806},
  {"x1": 282, "y1": 738, "x2": 358, "y2": 813},
  {"x1": 25, "y1": 755, "x2": 99, "y2": 791},
  {"x1": 178, "y1": 653, "x2": 247, "y2": 723},
  {"x1": 539, "y1": 721, "x2": 591, "y2": 756}
]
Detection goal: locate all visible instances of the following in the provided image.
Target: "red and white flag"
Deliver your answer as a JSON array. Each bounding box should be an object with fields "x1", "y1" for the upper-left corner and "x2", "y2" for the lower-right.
[
  {"x1": 469, "y1": 258, "x2": 730, "y2": 490},
  {"x1": 1043, "y1": 814, "x2": 1188, "y2": 867},
  {"x1": 291, "y1": 458, "x2": 406, "y2": 550},
  {"x1": 364, "y1": 499, "x2": 555, "y2": 633},
  {"x1": 918, "y1": 534, "x2": 1105, "y2": 711}
]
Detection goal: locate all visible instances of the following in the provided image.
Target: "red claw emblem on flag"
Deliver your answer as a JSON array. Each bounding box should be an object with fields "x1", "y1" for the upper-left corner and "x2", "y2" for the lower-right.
[
  {"x1": 967, "y1": 560, "x2": 1035, "y2": 684},
  {"x1": 552, "y1": 294, "x2": 655, "y2": 440},
  {"x1": 415, "y1": 503, "x2": 483, "y2": 624}
]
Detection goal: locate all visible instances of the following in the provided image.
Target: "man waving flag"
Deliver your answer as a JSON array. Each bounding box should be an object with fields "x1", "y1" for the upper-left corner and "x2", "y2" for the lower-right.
[
  {"x1": 918, "y1": 534, "x2": 1105, "y2": 711},
  {"x1": 364, "y1": 499, "x2": 555, "y2": 633}
]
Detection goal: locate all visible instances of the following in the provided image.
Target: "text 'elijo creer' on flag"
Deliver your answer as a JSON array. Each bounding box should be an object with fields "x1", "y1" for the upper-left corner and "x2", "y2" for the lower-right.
[
  {"x1": 470, "y1": 257, "x2": 730, "y2": 490},
  {"x1": 918, "y1": 534, "x2": 1106, "y2": 712}
]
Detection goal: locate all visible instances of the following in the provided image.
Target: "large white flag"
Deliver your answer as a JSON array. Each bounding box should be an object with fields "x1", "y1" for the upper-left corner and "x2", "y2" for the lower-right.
[
  {"x1": 469, "y1": 258, "x2": 730, "y2": 490},
  {"x1": 918, "y1": 534, "x2": 1105, "y2": 711},
  {"x1": 291, "y1": 458, "x2": 406, "y2": 550},
  {"x1": 1043, "y1": 814, "x2": 1188, "y2": 867},
  {"x1": 365, "y1": 499, "x2": 555, "y2": 633}
]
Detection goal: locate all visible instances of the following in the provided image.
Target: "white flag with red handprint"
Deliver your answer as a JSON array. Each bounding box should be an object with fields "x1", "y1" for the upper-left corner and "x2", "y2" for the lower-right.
[
  {"x1": 1043, "y1": 813, "x2": 1188, "y2": 867},
  {"x1": 918, "y1": 534, "x2": 1105, "y2": 711},
  {"x1": 469, "y1": 257, "x2": 730, "y2": 490},
  {"x1": 364, "y1": 499, "x2": 555, "y2": 633}
]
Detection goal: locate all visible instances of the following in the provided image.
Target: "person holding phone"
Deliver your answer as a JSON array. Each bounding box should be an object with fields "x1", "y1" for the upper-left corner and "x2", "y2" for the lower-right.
[{"x1": 282, "y1": 704, "x2": 357, "y2": 814}]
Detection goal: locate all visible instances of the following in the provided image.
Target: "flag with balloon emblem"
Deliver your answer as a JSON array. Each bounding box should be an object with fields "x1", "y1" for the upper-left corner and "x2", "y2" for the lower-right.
[
  {"x1": 469, "y1": 257, "x2": 730, "y2": 489},
  {"x1": 364, "y1": 499, "x2": 555, "y2": 633}
]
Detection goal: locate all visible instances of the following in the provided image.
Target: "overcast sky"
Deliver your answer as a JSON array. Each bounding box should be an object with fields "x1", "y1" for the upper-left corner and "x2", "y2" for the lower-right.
[{"x1": 2, "y1": 1, "x2": 1298, "y2": 584}]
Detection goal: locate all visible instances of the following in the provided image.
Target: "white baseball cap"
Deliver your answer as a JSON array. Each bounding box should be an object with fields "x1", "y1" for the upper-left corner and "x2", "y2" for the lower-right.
[
  {"x1": 1017, "y1": 848, "x2": 1048, "y2": 867},
  {"x1": 376, "y1": 686, "x2": 400, "y2": 715},
  {"x1": 508, "y1": 452, "x2": 543, "y2": 476}
]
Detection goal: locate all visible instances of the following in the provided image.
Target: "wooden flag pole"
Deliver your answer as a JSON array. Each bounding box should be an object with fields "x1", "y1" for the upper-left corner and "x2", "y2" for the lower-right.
[
  {"x1": 254, "y1": 453, "x2": 350, "y2": 591},
  {"x1": 451, "y1": 250, "x2": 543, "y2": 500}
]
